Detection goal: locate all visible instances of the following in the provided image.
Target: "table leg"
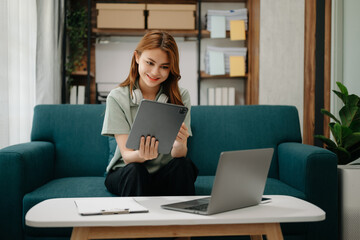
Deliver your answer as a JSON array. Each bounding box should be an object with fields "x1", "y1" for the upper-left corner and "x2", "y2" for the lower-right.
[
  {"x1": 71, "y1": 227, "x2": 90, "y2": 240},
  {"x1": 264, "y1": 223, "x2": 284, "y2": 240}
]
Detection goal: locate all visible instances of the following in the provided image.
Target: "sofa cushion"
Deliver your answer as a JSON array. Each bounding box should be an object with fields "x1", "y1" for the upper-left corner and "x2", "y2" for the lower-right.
[
  {"x1": 23, "y1": 177, "x2": 114, "y2": 237},
  {"x1": 264, "y1": 178, "x2": 306, "y2": 199},
  {"x1": 195, "y1": 176, "x2": 215, "y2": 195}
]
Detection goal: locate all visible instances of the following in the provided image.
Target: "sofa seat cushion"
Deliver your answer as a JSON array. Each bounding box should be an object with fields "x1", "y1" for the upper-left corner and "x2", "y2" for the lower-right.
[
  {"x1": 264, "y1": 178, "x2": 306, "y2": 200},
  {"x1": 23, "y1": 177, "x2": 114, "y2": 237},
  {"x1": 195, "y1": 175, "x2": 214, "y2": 195}
]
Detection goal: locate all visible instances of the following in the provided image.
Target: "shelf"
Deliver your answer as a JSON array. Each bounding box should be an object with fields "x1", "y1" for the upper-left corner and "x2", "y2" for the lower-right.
[
  {"x1": 71, "y1": 70, "x2": 95, "y2": 78},
  {"x1": 92, "y1": 28, "x2": 199, "y2": 37},
  {"x1": 94, "y1": 0, "x2": 197, "y2": 3},
  {"x1": 92, "y1": 28, "x2": 248, "y2": 39},
  {"x1": 200, "y1": 71, "x2": 247, "y2": 79},
  {"x1": 201, "y1": 0, "x2": 246, "y2": 2}
]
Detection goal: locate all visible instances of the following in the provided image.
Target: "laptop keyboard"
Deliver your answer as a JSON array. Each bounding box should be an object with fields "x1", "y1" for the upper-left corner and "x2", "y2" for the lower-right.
[{"x1": 185, "y1": 203, "x2": 209, "y2": 212}]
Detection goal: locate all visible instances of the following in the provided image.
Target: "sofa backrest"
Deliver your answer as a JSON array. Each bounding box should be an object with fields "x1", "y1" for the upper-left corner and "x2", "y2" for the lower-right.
[
  {"x1": 187, "y1": 105, "x2": 302, "y2": 178},
  {"x1": 31, "y1": 104, "x2": 108, "y2": 178},
  {"x1": 31, "y1": 104, "x2": 302, "y2": 179}
]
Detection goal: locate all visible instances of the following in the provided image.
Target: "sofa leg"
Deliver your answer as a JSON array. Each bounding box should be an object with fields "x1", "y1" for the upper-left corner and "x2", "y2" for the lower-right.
[{"x1": 250, "y1": 235, "x2": 263, "y2": 240}]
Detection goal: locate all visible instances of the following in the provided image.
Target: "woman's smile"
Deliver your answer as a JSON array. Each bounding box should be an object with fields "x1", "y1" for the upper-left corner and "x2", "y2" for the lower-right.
[{"x1": 146, "y1": 74, "x2": 160, "y2": 82}]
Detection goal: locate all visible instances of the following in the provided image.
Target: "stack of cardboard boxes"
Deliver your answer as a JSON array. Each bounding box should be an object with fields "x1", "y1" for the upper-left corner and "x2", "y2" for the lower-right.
[{"x1": 96, "y1": 3, "x2": 196, "y2": 30}]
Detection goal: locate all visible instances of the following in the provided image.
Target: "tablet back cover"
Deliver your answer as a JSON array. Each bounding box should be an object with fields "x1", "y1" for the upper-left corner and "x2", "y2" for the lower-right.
[{"x1": 126, "y1": 100, "x2": 188, "y2": 154}]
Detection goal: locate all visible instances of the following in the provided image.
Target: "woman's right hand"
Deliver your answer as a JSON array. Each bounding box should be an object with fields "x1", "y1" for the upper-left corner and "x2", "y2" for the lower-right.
[{"x1": 138, "y1": 136, "x2": 159, "y2": 161}]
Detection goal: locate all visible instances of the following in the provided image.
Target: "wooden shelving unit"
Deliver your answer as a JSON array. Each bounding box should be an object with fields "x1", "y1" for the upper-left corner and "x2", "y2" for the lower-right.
[
  {"x1": 83, "y1": 0, "x2": 259, "y2": 105},
  {"x1": 196, "y1": 0, "x2": 254, "y2": 105}
]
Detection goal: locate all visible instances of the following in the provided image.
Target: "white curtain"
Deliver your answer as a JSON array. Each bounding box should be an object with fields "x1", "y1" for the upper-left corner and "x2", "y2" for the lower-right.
[
  {"x1": 36, "y1": 0, "x2": 64, "y2": 104},
  {"x1": 0, "y1": 0, "x2": 37, "y2": 149},
  {"x1": 0, "y1": 0, "x2": 64, "y2": 149}
]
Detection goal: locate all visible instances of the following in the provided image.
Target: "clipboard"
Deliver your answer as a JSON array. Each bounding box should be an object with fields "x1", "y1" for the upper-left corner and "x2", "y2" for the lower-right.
[{"x1": 75, "y1": 198, "x2": 149, "y2": 216}]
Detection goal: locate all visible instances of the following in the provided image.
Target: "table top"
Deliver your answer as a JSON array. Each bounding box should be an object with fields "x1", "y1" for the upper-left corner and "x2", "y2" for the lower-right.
[{"x1": 26, "y1": 195, "x2": 325, "y2": 228}]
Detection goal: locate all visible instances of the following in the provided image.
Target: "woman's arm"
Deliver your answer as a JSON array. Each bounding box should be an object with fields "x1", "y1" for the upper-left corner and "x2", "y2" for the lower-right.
[
  {"x1": 171, "y1": 123, "x2": 189, "y2": 158},
  {"x1": 115, "y1": 134, "x2": 159, "y2": 164}
]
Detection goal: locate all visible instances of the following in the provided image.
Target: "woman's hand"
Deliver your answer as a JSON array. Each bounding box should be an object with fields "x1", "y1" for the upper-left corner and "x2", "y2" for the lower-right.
[
  {"x1": 138, "y1": 136, "x2": 159, "y2": 160},
  {"x1": 171, "y1": 123, "x2": 189, "y2": 158},
  {"x1": 115, "y1": 134, "x2": 158, "y2": 164}
]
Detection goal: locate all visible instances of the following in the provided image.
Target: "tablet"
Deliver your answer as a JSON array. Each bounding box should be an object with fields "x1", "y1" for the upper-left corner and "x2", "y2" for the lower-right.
[{"x1": 126, "y1": 99, "x2": 188, "y2": 154}]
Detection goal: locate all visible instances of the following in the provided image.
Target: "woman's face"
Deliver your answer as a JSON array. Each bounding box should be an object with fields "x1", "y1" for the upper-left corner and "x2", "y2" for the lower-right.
[{"x1": 135, "y1": 48, "x2": 171, "y2": 92}]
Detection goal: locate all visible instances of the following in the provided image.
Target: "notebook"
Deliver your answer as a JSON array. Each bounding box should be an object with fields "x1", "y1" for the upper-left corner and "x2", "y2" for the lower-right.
[{"x1": 161, "y1": 148, "x2": 274, "y2": 215}]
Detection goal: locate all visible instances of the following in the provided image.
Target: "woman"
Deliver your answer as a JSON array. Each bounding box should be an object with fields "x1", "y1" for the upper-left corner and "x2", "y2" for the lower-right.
[{"x1": 102, "y1": 30, "x2": 198, "y2": 196}]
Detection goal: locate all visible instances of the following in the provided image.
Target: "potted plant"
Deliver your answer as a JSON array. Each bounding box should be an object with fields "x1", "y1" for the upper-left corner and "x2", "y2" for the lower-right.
[
  {"x1": 315, "y1": 81, "x2": 360, "y2": 165},
  {"x1": 65, "y1": 4, "x2": 87, "y2": 87}
]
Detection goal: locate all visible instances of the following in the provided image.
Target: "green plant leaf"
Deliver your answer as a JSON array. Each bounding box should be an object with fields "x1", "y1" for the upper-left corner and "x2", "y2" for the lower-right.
[
  {"x1": 320, "y1": 109, "x2": 341, "y2": 123},
  {"x1": 314, "y1": 135, "x2": 337, "y2": 148},
  {"x1": 336, "y1": 81, "x2": 348, "y2": 96},
  {"x1": 330, "y1": 123, "x2": 342, "y2": 145},
  {"x1": 344, "y1": 132, "x2": 360, "y2": 149},
  {"x1": 333, "y1": 90, "x2": 346, "y2": 104},
  {"x1": 341, "y1": 126, "x2": 353, "y2": 140},
  {"x1": 339, "y1": 106, "x2": 358, "y2": 127},
  {"x1": 346, "y1": 94, "x2": 360, "y2": 107},
  {"x1": 349, "y1": 106, "x2": 360, "y2": 132}
]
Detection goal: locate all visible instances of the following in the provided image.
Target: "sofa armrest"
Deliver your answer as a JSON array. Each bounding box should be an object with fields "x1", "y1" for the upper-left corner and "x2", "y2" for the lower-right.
[
  {"x1": 278, "y1": 142, "x2": 338, "y2": 239},
  {"x1": 0, "y1": 141, "x2": 55, "y2": 240},
  {"x1": 278, "y1": 142, "x2": 337, "y2": 194}
]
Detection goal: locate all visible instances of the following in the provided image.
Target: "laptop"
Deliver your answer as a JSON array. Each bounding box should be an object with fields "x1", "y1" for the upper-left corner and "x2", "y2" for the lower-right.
[{"x1": 161, "y1": 148, "x2": 274, "y2": 215}]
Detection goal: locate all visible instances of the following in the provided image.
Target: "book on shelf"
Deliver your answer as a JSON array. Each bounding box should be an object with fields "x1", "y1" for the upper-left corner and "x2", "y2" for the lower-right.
[
  {"x1": 222, "y1": 87, "x2": 228, "y2": 105},
  {"x1": 215, "y1": 87, "x2": 222, "y2": 105},
  {"x1": 228, "y1": 87, "x2": 235, "y2": 105},
  {"x1": 70, "y1": 85, "x2": 85, "y2": 105},
  {"x1": 208, "y1": 87, "x2": 236, "y2": 106},
  {"x1": 205, "y1": 46, "x2": 247, "y2": 75},
  {"x1": 208, "y1": 87, "x2": 215, "y2": 105},
  {"x1": 210, "y1": 16, "x2": 226, "y2": 38},
  {"x1": 206, "y1": 8, "x2": 248, "y2": 32},
  {"x1": 230, "y1": 20, "x2": 246, "y2": 41}
]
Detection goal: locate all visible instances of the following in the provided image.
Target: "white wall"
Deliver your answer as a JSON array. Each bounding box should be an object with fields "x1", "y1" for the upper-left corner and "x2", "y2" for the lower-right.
[
  {"x1": 331, "y1": 0, "x2": 360, "y2": 116},
  {"x1": 259, "y1": 0, "x2": 305, "y2": 133},
  {"x1": 343, "y1": 0, "x2": 360, "y2": 96}
]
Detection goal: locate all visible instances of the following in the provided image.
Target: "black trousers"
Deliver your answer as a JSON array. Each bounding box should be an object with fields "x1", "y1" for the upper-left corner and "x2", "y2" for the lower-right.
[{"x1": 105, "y1": 157, "x2": 199, "y2": 196}]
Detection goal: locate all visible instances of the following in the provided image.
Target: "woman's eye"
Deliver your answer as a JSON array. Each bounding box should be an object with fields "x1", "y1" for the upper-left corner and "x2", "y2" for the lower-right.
[
  {"x1": 146, "y1": 61, "x2": 153, "y2": 65},
  {"x1": 161, "y1": 66, "x2": 169, "y2": 69}
]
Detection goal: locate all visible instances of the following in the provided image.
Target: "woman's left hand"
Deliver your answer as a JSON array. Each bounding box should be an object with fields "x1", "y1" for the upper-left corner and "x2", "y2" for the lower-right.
[{"x1": 171, "y1": 123, "x2": 189, "y2": 157}]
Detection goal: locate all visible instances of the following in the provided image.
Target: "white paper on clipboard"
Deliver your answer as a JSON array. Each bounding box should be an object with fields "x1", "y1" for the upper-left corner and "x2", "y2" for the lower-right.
[{"x1": 75, "y1": 197, "x2": 148, "y2": 216}]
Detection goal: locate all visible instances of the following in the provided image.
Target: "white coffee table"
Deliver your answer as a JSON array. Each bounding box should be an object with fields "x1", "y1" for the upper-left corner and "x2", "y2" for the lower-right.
[{"x1": 26, "y1": 195, "x2": 325, "y2": 240}]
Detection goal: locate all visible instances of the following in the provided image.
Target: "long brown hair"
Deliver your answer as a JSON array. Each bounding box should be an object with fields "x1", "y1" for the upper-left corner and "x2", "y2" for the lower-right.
[{"x1": 120, "y1": 30, "x2": 184, "y2": 105}]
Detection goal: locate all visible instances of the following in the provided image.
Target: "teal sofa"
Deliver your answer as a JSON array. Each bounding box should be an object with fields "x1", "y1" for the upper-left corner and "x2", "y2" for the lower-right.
[{"x1": 0, "y1": 104, "x2": 338, "y2": 240}]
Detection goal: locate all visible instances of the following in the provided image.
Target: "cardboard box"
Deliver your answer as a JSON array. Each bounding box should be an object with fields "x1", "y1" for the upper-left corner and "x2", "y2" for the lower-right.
[
  {"x1": 96, "y1": 3, "x2": 145, "y2": 29},
  {"x1": 147, "y1": 4, "x2": 196, "y2": 30}
]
